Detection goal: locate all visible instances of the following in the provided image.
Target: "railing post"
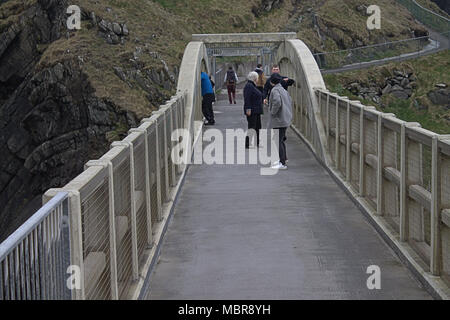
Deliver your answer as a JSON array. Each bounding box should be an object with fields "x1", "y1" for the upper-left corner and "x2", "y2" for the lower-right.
[
  {"x1": 300, "y1": 86, "x2": 304, "y2": 133},
  {"x1": 377, "y1": 113, "x2": 384, "y2": 216},
  {"x1": 346, "y1": 100, "x2": 351, "y2": 182},
  {"x1": 318, "y1": 89, "x2": 322, "y2": 115},
  {"x1": 400, "y1": 123, "x2": 408, "y2": 242},
  {"x1": 130, "y1": 128, "x2": 153, "y2": 247},
  {"x1": 163, "y1": 110, "x2": 170, "y2": 199},
  {"x1": 326, "y1": 92, "x2": 330, "y2": 140},
  {"x1": 110, "y1": 141, "x2": 139, "y2": 281},
  {"x1": 44, "y1": 189, "x2": 85, "y2": 300},
  {"x1": 169, "y1": 104, "x2": 177, "y2": 187},
  {"x1": 105, "y1": 162, "x2": 119, "y2": 299},
  {"x1": 430, "y1": 135, "x2": 441, "y2": 276},
  {"x1": 155, "y1": 118, "x2": 163, "y2": 221},
  {"x1": 376, "y1": 113, "x2": 396, "y2": 216},
  {"x1": 84, "y1": 159, "x2": 120, "y2": 300},
  {"x1": 359, "y1": 107, "x2": 365, "y2": 197},
  {"x1": 335, "y1": 97, "x2": 340, "y2": 170},
  {"x1": 400, "y1": 122, "x2": 421, "y2": 242}
]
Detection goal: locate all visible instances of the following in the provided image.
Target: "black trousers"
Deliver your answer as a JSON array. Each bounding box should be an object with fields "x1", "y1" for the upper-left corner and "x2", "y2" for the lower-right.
[
  {"x1": 202, "y1": 93, "x2": 215, "y2": 123},
  {"x1": 246, "y1": 113, "x2": 262, "y2": 147},
  {"x1": 275, "y1": 127, "x2": 287, "y2": 165}
]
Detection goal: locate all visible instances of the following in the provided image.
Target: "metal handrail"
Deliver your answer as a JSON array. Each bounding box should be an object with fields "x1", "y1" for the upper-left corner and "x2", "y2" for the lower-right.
[
  {"x1": 0, "y1": 191, "x2": 71, "y2": 300},
  {"x1": 412, "y1": 0, "x2": 450, "y2": 23},
  {"x1": 313, "y1": 35, "x2": 431, "y2": 56},
  {"x1": 0, "y1": 192, "x2": 69, "y2": 259}
]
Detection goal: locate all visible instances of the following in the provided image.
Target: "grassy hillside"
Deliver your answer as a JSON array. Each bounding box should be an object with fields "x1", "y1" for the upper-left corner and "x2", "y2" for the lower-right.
[
  {"x1": 1, "y1": 0, "x2": 434, "y2": 119},
  {"x1": 324, "y1": 50, "x2": 450, "y2": 134},
  {"x1": 416, "y1": 0, "x2": 450, "y2": 18}
]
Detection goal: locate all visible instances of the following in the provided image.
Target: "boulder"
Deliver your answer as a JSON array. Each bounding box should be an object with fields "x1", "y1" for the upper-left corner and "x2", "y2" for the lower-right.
[
  {"x1": 113, "y1": 66, "x2": 127, "y2": 81},
  {"x1": 428, "y1": 88, "x2": 450, "y2": 105},
  {"x1": 121, "y1": 24, "x2": 129, "y2": 36},
  {"x1": 112, "y1": 22, "x2": 122, "y2": 35},
  {"x1": 400, "y1": 78, "x2": 409, "y2": 87},
  {"x1": 110, "y1": 34, "x2": 120, "y2": 45},
  {"x1": 391, "y1": 85, "x2": 409, "y2": 99},
  {"x1": 382, "y1": 84, "x2": 392, "y2": 95},
  {"x1": 98, "y1": 19, "x2": 111, "y2": 33}
]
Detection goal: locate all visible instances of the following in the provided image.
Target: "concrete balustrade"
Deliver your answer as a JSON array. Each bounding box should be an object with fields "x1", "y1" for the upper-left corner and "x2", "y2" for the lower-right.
[
  {"x1": 308, "y1": 87, "x2": 450, "y2": 297},
  {"x1": 41, "y1": 92, "x2": 195, "y2": 300},
  {"x1": 35, "y1": 35, "x2": 210, "y2": 300}
]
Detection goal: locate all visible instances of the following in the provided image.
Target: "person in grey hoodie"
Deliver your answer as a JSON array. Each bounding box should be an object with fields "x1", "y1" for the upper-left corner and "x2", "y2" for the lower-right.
[{"x1": 268, "y1": 74, "x2": 293, "y2": 170}]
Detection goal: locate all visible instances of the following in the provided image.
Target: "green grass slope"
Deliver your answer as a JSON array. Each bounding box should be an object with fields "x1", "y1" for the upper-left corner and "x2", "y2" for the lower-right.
[{"x1": 324, "y1": 50, "x2": 450, "y2": 134}]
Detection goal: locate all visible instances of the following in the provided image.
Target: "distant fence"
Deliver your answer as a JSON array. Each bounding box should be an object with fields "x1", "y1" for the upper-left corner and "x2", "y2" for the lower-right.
[
  {"x1": 397, "y1": 0, "x2": 450, "y2": 34},
  {"x1": 215, "y1": 67, "x2": 227, "y2": 91},
  {"x1": 313, "y1": 32, "x2": 449, "y2": 71}
]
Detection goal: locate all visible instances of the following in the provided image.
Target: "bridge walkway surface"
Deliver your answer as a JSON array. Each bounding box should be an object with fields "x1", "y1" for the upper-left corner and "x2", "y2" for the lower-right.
[{"x1": 143, "y1": 89, "x2": 432, "y2": 300}]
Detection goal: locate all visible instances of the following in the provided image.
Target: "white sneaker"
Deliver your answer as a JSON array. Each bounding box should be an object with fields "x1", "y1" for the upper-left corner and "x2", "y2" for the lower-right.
[
  {"x1": 271, "y1": 163, "x2": 288, "y2": 170},
  {"x1": 272, "y1": 160, "x2": 288, "y2": 166}
]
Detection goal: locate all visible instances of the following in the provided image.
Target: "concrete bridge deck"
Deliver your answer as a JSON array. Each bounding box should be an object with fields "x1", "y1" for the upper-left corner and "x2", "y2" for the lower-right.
[{"x1": 144, "y1": 93, "x2": 432, "y2": 300}]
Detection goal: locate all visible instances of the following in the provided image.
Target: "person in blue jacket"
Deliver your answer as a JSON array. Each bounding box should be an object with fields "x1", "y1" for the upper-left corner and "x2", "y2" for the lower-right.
[{"x1": 201, "y1": 72, "x2": 215, "y2": 125}]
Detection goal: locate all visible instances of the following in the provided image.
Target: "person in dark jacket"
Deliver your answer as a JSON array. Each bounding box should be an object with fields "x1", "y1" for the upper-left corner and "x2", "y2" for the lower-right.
[
  {"x1": 224, "y1": 66, "x2": 239, "y2": 104},
  {"x1": 244, "y1": 71, "x2": 263, "y2": 149},
  {"x1": 255, "y1": 66, "x2": 266, "y2": 115},
  {"x1": 263, "y1": 64, "x2": 295, "y2": 105},
  {"x1": 201, "y1": 72, "x2": 215, "y2": 125}
]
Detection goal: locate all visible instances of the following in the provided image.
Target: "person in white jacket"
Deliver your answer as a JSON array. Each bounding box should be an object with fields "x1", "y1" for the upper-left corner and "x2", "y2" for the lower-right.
[{"x1": 268, "y1": 74, "x2": 293, "y2": 170}]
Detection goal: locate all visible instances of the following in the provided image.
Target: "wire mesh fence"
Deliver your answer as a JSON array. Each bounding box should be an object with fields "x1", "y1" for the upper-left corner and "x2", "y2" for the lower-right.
[
  {"x1": 313, "y1": 88, "x2": 450, "y2": 289},
  {"x1": 396, "y1": 0, "x2": 450, "y2": 34},
  {"x1": 0, "y1": 192, "x2": 71, "y2": 300},
  {"x1": 81, "y1": 171, "x2": 111, "y2": 300},
  {"x1": 313, "y1": 35, "x2": 444, "y2": 71},
  {"x1": 0, "y1": 91, "x2": 189, "y2": 300}
]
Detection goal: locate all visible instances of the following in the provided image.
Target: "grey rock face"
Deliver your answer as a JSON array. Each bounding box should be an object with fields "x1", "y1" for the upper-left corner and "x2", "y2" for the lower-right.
[
  {"x1": 97, "y1": 18, "x2": 129, "y2": 45},
  {"x1": 0, "y1": 0, "x2": 67, "y2": 104},
  {"x1": 0, "y1": 1, "x2": 141, "y2": 242},
  {"x1": 0, "y1": 59, "x2": 138, "y2": 242},
  {"x1": 428, "y1": 88, "x2": 450, "y2": 105},
  {"x1": 391, "y1": 90, "x2": 409, "y2": 100},
  {"x1": 251, "y1": 0, "x2": 284, "y2": 17}
]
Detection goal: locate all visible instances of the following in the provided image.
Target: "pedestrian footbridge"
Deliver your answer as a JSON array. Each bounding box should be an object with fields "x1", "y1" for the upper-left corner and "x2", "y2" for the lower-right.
[{"x1": 0, "y1": 33, "x2": 449, "y2": 300}]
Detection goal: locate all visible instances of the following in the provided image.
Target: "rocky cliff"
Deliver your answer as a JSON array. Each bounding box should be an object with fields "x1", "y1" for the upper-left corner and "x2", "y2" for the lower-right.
[{"x1": 0, "y1": 0, "x2": 142, "y2": 241}]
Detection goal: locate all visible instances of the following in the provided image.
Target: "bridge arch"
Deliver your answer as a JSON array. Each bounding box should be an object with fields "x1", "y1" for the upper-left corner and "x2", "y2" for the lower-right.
[
  {"x1": 274, "y1": 39, "x2": 330, "y2": 166},
  {"x1": 176, "y1": 41, "x2": 210, "y2": 147}
]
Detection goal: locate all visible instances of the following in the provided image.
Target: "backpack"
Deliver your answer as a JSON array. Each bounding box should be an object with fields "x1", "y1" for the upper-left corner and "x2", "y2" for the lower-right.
[{"x1": 226, "y1": 70, "x2": 236, "y2": 85}]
